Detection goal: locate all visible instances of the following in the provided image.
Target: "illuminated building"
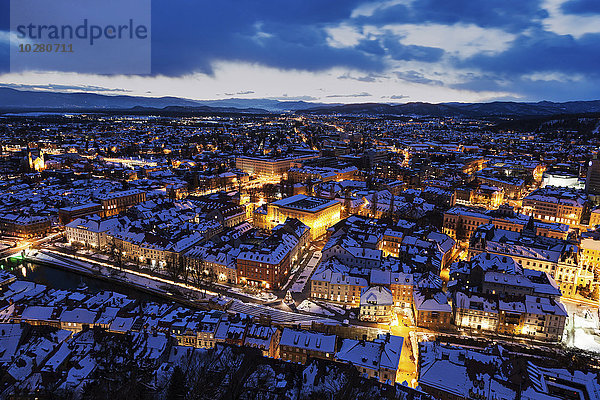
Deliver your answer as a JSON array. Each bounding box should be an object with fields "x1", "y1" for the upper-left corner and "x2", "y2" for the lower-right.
[
  {"x1": 443, "y1": 206, "x2": 569, "y2": 242},
  {"x1": 265, "y1": 195, "x2": 341, "y2": 240},
  {"x1": 310, "y1": 263, "x2": 367, "y2": 306},
  {"x1": 0, "y1": 213, "x2": 51, "y2": 238},
  {"x1": 580, "y1": 230, "x2": 600, "y2": 281},
  {"x1": 237, "y1": 220, "x2": 309, "y2": 289},
  {"x1": 390, "y1": 272, "x2": 414, "y2": 308},
  {"x1": 413, "y1": 290, "x2": 452, "y2": 330},
  {"x1": 469, "y1": 224, "x2": 593, "y2": 298},
  {"x1": 477, "y1": 176, "x2": 524, "y2": 199},
  {"x1": 359, "y1": 286, "x2": 393, "y2": 322},
  {"x1": 278, "y1": 328, "x2": 336, "y2": 364},
  {"x1": 95, "y1": 189, "x2": 146, "y2": 217},
  {"x1": 287, "y1": 166, "x2": 358, "y2": 183},
  {"x1": 380, "y1": 229, "x2": 403, "y2": 257},
  {"x1": 58, "y1": 202, "x2": 102, "y2": 225},
  {"x1": 235, "y1": 155, "x2": 318, "y2": 178},
  {"x1": 590, "y1": 208, "x2": 600, "y2": 227},
  {"x1": 522, "y1": 187, "x2": 588, "y2": 227},
  {"x1": 452, "y1": 185, "x2": 504, "y2": 209},
  {"x1": 453, "y1": 292, "x2": 499, "y2": 332},
  {"x1": 461, "y1": 157, "x2": 487, "y2": 175}
]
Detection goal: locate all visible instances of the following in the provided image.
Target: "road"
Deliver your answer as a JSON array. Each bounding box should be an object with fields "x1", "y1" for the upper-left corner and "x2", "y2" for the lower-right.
[{"x1": 0, "y1": 231, "x2": 64, "y2": 258}]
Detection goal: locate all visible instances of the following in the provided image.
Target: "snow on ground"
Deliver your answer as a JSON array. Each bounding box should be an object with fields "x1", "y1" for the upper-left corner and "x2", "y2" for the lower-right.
[
  {"x1": 297, "y1": 300, "x2": 334, "y2": 316},
  {"x1": 227, "y1": 286, "x2": 277, "y2": 302},
  {"x1": 319, "y1": 301, "x2": 346, "y2": 315},
  {"x1": 572, "y1": 328, "x2": 600, "y2": 353},
  {"x1": 92, "y1": 253, "x2": 110, "y2": 261},
  {"x1": 290, "y1": 252, "x2": 321, "y2": 293},
  {"x1": 563, "y1": 301, "x2": 600, "y2": 353}
]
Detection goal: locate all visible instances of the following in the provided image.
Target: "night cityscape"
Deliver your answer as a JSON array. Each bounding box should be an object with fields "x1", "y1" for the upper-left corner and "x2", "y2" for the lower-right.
[{"x1": 0, "y1": 0, "x2": 600, "y2": 399}]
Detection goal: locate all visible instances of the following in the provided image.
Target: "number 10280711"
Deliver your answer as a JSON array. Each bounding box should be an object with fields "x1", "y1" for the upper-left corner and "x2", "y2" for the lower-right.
[{"x1": 18, "y1": 43, "x2": 74, "y2": 53}]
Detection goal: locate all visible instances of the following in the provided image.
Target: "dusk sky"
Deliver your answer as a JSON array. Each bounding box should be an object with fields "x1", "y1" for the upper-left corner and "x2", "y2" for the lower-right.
[{"x1": 1, "y1": 0, "x2": 599, "y2": 103}]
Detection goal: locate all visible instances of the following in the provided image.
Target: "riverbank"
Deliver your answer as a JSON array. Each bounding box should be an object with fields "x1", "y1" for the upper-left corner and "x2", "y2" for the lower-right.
[
  {"x1": 21, "y1": 249, "x2": 341, "y2": 326},
  {"x1": 22, "y1": 250, "x2": 215, "y2": 310}
]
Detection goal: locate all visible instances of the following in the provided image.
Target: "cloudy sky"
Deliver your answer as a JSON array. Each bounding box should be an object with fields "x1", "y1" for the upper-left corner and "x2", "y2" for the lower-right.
[{"x1": 0, "y1": 0, "x2": 599, "y2": 103}]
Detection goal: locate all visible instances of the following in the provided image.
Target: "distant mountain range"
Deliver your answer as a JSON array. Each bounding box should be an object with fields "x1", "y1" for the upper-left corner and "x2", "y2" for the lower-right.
[
  {"x1": 1, "y1": 87, "x2": 600, "y2": 118},
  {"x1": 299, "y1": 100, "x2": 600, "y2": 118},
  {"x1": 0, "y1": 88, "x2": 332, "y2": 113}
]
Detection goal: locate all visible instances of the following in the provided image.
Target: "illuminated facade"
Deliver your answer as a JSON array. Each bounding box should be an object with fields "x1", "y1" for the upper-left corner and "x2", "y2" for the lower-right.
[
  {"x1": 590, "y1": 208, "x2": 600, "y2": 228},
  {"x1": 96, "y1": 189, "x2": 147, "y2": 217},
  {"x1": 580, "y1": 230, "x2": 600, "y2": 281},
  {"x1": 380, "y1": 229, "x2": 403, "y2": 257},
  {"x1": 265, "y1": 195, "x2": 341, "y2": 240},
  {"x1": 0, "y1": 214, "x2": 51, "y2": 238},
  {"x1": 443, "y1": 206, "x2": 569, "y2": 242},
  {"x1": 461, "y1": 157, "x2": 487, "y2": 175},
  {"x1": 522, "y1": 187, "x2": 588, "y2": 227},
  {"x1": 390, "y1": 272, "x2": 414, "y2": 308},
  {"x1": 469, "y1": 224, "x2": 594, "y2": 298},
  {"x1": 453, "y1": 292, "x2": 499, "y2": 332},
  {"x1": 235, "y1": 155, "x2": 318, "y2": 178},
  {"x1": 310, "y1": 271, "x2": 367, "y2": 307}
]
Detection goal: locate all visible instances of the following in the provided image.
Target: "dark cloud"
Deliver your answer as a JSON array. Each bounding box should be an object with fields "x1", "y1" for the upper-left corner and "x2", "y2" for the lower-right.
[
  {"x1": 459, "y1": 30, "x2": 600, "y2": 77},
  {"x1": 383, "y1": 37, "x2": 444, "y2": 62},
  {"x1": 389, "y1": 94, "x2": 409, "y2": 99},
  {"x1": 0, "y1": 0, "x2": 599, "y2": 102},
  {"x1": 561, "y1": 0, "x2": 600, "y2": 15},
  {"x1": 150, "y1": 0, "x2": 385, "y2": 76},
  {"x1": 358, "y1": 0, "x2": 547, "y2": 32}
]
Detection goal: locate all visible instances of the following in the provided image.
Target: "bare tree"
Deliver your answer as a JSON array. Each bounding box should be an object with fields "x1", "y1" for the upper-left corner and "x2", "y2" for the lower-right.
[
  {"x1": 165, "y1": 252, "x2": 184, "y2": 280},
  {"x1": 109, "y1": 237, "x2": 124, "y2": 271}
]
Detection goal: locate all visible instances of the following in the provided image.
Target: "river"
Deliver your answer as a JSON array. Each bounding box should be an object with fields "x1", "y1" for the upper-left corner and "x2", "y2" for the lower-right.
[{"x1": 2, "y1": 259, "x2": 161, "y2": 303}]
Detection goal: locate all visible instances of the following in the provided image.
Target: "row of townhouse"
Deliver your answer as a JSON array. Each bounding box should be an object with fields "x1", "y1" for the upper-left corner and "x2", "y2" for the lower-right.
[
  {"x1": 279, "y1": 328, "x2": 404, "y2": 384},
  {"x1": 521, "y1": 186, "x2": 589, "y2": 227},
  {"x1": 469, "y1": 223, "x2": 594, "y2": 298},
  {"x1": 287, "y1": 165, "x2": 358, "y2": 183},
  {"x1": 172, "y1": 314, "x2": 282, "y2": 358},
  {"x1": 67, "y1": 206, "x2": 311, "y2": 291},
  {"x1": 449, "y1": 252, "x2": 568, "y2": 341},
  {"x1": 182, "y1": 218, "x2": 310, "y2": 289},
  {"x1": 310, "y1": 259, "x2": 413, "y2": 311},
  {"x1": 323, "y1": 215, "x2": 455, "y2": 272},
  {"x1": 230, "y1": 218, "x2": 310, "y2": 289},
  {"x1": 65, "y1": 200, "x2": 223, "y2": 268},
  {"x1": 17, "y1": 305, "x2": 136, "y2": 333},
  {"x1": 0, "y1": 213, "x2": 52, "y2": 238},
  {"x1": 453, "y1": 292, "x2": 567, "y2": 341},
  {"x1": 170, "y1": 313, "x2": 405, "y2": 384},
  {"x1": 443, "y1": 205, "x2": 569, "y2": 242}
]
